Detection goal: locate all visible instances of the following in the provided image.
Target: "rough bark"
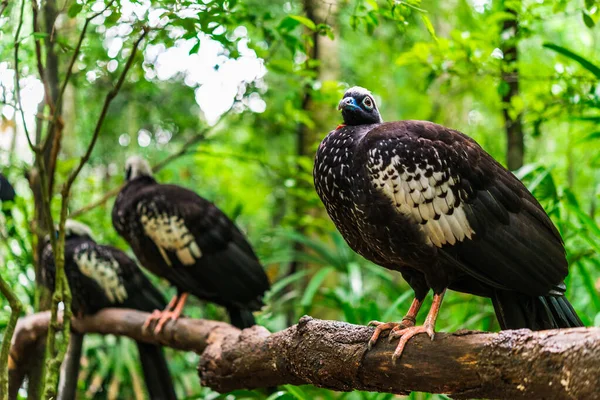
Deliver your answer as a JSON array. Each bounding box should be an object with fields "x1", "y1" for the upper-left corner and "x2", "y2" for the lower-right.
[
  {"x1": 9, "y1": 310, "x2": 600, "y2": 399},
  {"x1": 500, "y1": 1, "x2": 524, "y2": 170}
]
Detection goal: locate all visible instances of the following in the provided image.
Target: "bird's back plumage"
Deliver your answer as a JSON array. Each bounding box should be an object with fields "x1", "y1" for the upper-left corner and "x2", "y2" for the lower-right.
[
  {"x1": 41, "y1": 234, "x2": 177, "y2": 399},
  {"x1": 112, "y1": 176, "x2": 270, "y2": 326}
]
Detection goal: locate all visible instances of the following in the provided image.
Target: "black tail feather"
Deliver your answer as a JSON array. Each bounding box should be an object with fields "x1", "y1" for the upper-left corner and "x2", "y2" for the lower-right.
[
  {"x1": 227, "y1": 307, "x2": 256, "y2": 329},
  {"x1": 136, "y1": 342, "x2": 177, "y2": 400},
  {"x1": 492, "y1": 290, "x2": 583, "y2": 330}
]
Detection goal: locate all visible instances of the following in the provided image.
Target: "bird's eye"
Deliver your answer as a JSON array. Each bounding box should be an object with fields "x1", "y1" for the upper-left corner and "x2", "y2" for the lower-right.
[{"x1": 363, "y1": 97, "x2": 373, "y2": 110}]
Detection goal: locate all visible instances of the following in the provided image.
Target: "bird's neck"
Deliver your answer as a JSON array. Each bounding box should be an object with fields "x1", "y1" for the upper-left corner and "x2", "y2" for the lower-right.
[
  {"x1": 330, "y1": 123, "x2": 375, "y2": 143},
  {"x1": 124, "y1": 175, "x2": 156, "y2": 190}
]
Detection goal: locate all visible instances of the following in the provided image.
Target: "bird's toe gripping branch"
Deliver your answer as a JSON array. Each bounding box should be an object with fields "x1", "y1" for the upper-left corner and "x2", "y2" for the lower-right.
[
  {"x1": 367, "y1": 321, "x2": 413, "y2": 350},
  {"x1": 389, "y1": 323, "x2": 436, "y2": 364}
]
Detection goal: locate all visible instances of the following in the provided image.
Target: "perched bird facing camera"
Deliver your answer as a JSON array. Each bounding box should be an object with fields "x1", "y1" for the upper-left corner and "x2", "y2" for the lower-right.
[{"x1": 314, "y1": 86, "x2": 582, "y2": 362}]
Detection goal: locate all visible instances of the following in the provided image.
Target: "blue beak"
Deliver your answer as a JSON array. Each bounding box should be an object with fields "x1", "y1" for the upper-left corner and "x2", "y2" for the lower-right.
[{"x1": 338, "y1": 97, "x2": 359, "y2": 111}]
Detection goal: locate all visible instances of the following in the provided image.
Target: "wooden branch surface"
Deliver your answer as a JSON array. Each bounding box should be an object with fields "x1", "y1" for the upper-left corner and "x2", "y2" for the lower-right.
[{"x1": 9, "y1": 310, "x2": 600, "y2": 400}]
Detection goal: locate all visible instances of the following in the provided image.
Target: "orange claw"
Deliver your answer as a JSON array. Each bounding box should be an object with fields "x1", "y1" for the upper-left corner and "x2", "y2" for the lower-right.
[
  {"x1": 367, "y1": 321, "x2": 403, "y2": 349},
  {"x1": 153, "y1": 293, "x2": 188, "y2": 334},
  {"x1": 366, "y1": 297, "x2": 423, "y2": 350},
  {"x1": 142, "y1": 309, "x2": 163, "y2": 332},
  {"x1": 387, "y1": 290, "x2": 445, "y2": 364},
  {"x1": 389, "y1": 323, "x2": 436, "y2": 364}
]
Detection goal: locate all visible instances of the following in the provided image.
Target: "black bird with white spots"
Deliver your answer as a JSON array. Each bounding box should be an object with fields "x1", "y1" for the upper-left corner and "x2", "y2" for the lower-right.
[
  {"x1": 314, "y1": 86, "x2": 583, "y2": 362},
  {"x1": 41, "y1": 220, "x2": 176, "y2": 400},
  {"x1": 112, "y1": 156, "x2": 270, "y2": 332}
]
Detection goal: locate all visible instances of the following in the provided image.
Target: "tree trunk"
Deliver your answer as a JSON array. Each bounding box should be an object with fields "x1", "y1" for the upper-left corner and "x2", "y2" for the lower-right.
[
  {"x1": 286, "y1": 0, "x2": 340, "y2": 326},
  {"x1": 29, "y1": 1, "x2": 62, "y2": 397},
  {"x1": 500, "y1": 1, "x2": 523, "y2": 170}
]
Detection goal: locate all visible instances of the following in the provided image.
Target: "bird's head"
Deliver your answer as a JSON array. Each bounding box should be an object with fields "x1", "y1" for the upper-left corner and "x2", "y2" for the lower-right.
[
  {"x1": 125, "y1": 155, "x2": 153, "y2": 181},
  {"x1": 44, "y1": 220, "x2": 94, "y2": 245},
  {"x1": 65, "y1": 220, "x2": 94, "y2": 239},
  {"x1": 338, "y1": 86, "x2": 382, "y2": 126}
]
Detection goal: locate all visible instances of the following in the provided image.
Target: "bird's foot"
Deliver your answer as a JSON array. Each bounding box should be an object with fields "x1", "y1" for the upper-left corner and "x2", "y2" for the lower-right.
[
  {"x1": 142, "y1": 309, "x2": 163, "y2": 332},
  {"x1": 388, "y1": 322, "x2": 436, "y2": 364},
  {"x1": 153, "y1": 310, "x2": 182, "y2": 334},
  {"x1": 367, "y1": 319, "x2": 414, "y2": 350}
]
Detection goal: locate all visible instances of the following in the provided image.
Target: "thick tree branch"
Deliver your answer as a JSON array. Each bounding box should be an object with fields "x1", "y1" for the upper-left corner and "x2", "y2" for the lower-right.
[{"x1": 10, "y1": 310, "x2": 600, "y2": 399}]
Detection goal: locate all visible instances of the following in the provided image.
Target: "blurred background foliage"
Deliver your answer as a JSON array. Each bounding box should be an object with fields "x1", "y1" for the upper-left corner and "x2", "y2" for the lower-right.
[{"x1": 1, "y1": 0, "x2": 599, "y2": 398}]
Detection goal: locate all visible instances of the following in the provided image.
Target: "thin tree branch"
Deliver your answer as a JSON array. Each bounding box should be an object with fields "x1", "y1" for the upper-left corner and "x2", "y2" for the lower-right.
[
  {"x1": 31, "y1": 0, "x2": 56, "y2": 118},
  {"x1": 13, "y1": 0, "x2": 37, "y2": 152},
  {"x1": 42, "y1": 0, "x2": 117, "y2": 155},
  {"x1": 69, "y1": 122, "x2": 218, "y2": 219},
  {"x1": 63, "y1": 27, "x2": 148, "y2": 194},
  {"x1": 0, "y1": 0, "x2": 9, "y2": 20},
  {"x1": 68, "y1": 184, "x2": 124, "y2": 219},
  {"x1": 9, "y1": 310, "x2": 600, "y2": 399},
  {"x1": 0, "y1": 275, "x2": 23, "y2": 400}
]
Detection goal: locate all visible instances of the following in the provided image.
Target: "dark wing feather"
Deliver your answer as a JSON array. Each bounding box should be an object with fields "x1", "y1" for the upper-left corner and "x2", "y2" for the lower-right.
[
  {"x1": 131, "y1": 184, "x2": 270, "y2": 310},
  {"x1": 0, "y1": 174, "x2": 15, "y2": 202},
  {"x1": 361, "y1": 120, "x2": 567, "y2": 296},
  {"x1": 42, "y1": 239, "x2": 115, "y2": 314},
  {"x1": 103, "y1": 246, "x2": 168, "y2": 312}
]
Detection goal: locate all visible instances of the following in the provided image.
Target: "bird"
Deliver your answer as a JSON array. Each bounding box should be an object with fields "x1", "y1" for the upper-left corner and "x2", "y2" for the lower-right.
[
  {"x1": 40, "y1": 220, "x2": 177, "y2": 399},
  {"x1": 0, "y1": 173, "x2": 15, "y2": 203},
  {"x1": 313, "y1": 86, "x2": 583, "y2": 362},
  {"x1": 111, "y1": 155, "x2": 270, "y2": 333}
]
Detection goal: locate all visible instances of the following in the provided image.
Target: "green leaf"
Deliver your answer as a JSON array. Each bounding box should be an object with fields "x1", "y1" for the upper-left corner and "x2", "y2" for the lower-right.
[
  {"x1": 300, "y1": 266, "x2": 335, "y2": 308},
  {"x1": 576, "y1": 131, "x2": 600, "y2": 144},
  {"x1": 266, "y1": 270, "x2": 310, "y2": 298},
  {"x1": 421, "y1": 15, "x2": 438, "y2": 42},
  {"x1": 583, "y1": 11, "x2": 595, "y2": 28},
  {"x1": 574, "y1": 116, "x2": 600, "y2": 122},
  {"x1": 283, "y1": 385, "x2": 311, "y2": 400},
  {"x1": 189, "y1": 40, "x2": 200, "y2": 55},
  {"x1": 497, "y1": 80, "x2": 510, "y2": 97},
  {"x1": 288, "y1": 15, "x2": 317, "y2": 31},
  {"x1": 585, "y1": 0, "x2": 596, "y2": 10},
  {"x1": 366, "y1": 0, "x2": 379, "y2": 10},
  {"x1": 68, "y1": 3, "x2": 83, "y2": 18},
  {"x1": 278, "y1": 16, "x2": 301, "y2": 32},
  {"x1": 543, "y1": 43, "x2": 600, "y2": 78},
  {"x1": 577, "y1": 260, "x2": 600, "y2": 312}
]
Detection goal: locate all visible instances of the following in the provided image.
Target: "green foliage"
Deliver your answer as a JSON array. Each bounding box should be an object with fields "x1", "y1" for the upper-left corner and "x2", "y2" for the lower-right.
[{"x1": 1, "y1": 0, "x2": 599, "y2": 399}]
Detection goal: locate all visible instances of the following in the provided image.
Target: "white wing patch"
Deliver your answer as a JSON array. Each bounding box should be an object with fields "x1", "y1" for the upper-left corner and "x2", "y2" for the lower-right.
[
  {"x1": 371, "y1": 154, "x2": 474, "y2": 247},
  {"x1": 74, "y1": 249, "x2": 127, "y2": 303},
  {"x1": 138, "y1": 202, "x2": 202, "y2": 266}
]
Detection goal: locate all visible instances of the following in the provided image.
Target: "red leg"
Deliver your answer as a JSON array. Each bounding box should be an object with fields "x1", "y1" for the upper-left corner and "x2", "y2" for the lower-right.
[
  {"x1": 367, "y1": 297, "x2": 423, "y2": 349},
  {"x1": 143, "y1": 294, "x2": 179, "y2": 332},
  {"x1": 154, "y1": 292, "x2": 189, "y2": 334},
  {"x1": 388, "y1": 290, "x2": 446, "y2": 363}
]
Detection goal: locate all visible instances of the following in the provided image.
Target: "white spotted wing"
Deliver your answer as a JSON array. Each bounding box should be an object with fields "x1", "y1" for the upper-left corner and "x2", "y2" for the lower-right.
[
  {"x1": 137, "y1": 199, "x2": 202, "y2": 266},
  {"x1": 367, "y1": 148, "x2": 475, "y2": 248},
  {"x1": 73, "y1": 244, "x2": 128, "y2": 303}
]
